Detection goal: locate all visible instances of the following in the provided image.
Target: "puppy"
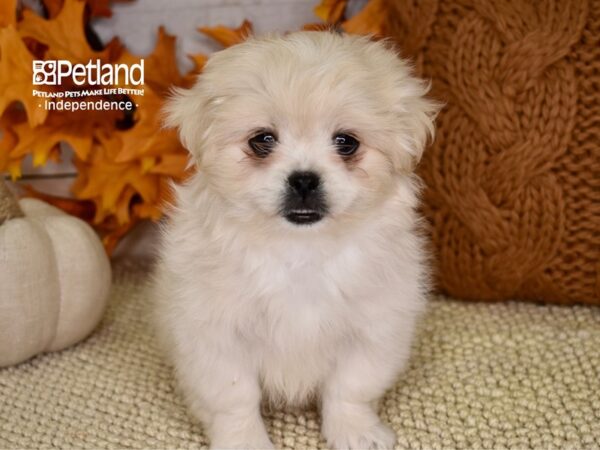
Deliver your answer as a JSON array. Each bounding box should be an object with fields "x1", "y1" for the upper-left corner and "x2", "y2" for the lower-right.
[{"x1": 153, "y1": 31, "x2": 437, "y2": 450}]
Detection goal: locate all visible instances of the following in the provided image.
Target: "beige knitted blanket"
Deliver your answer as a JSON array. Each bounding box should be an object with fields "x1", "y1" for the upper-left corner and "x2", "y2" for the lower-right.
[{"x1": 1, "y1": 263, "x2": 599, "y2": 449}]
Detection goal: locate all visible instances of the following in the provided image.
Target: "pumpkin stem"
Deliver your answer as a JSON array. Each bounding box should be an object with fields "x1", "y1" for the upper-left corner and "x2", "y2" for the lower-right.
[{"x1": 0, "y1": 178, "x2": 24, "y2": 225}]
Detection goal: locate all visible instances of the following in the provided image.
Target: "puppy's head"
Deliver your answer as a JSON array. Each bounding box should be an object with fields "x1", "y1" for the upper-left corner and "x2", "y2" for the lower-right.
[{"x1": 166, "y1": 32, "x2": 437, "y2": 230}]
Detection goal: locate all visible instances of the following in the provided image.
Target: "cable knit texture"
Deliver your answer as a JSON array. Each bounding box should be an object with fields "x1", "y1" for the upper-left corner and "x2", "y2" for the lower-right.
[
  {"x1": 386, "y1": 0, "x2": 600, "y2": 304},
  {"x1": 1, "y1": 264, "x2": 599, "y2": 448}
]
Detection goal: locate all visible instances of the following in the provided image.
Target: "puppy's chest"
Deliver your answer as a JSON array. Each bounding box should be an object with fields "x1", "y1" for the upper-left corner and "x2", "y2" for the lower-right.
[
  {"x1": 238, "y1": 252, "x2": 356, "y2": 401},
  {"x1": 255, "y1": 259, "x2": 350, "y2": 335}
]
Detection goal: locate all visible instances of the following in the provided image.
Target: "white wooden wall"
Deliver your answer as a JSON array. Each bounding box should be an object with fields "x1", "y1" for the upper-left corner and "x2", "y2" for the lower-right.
[{"x1": 95, "y1": 0, "x2": 320, "y2": 73}]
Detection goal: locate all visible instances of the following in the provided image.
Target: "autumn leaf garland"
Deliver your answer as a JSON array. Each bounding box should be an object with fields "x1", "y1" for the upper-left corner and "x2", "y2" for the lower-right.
[{"x1": 0, "y1": 0, "x2": 381, "y2": 253}]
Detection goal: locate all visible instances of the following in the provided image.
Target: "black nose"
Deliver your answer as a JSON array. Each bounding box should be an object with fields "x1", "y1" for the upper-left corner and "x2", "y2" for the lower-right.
[{"x1": 287, "y1": 171, "x2": 320, "y2": 199}]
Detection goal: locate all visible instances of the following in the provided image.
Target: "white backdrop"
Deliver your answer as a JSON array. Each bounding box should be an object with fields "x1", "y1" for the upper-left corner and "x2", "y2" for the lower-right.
[{"x1": 95, "y1": 0, "x2": 320, "y2": 74}]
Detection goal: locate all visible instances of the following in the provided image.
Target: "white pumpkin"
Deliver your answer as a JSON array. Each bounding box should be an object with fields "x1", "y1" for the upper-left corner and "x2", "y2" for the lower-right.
[{"x1": 0, "y1": 180, "x2": 111, "y2": 367}]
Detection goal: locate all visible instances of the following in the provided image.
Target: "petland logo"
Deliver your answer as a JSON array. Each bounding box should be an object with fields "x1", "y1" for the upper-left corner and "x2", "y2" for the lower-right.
[
  {"x1": 32, "y1": 59, "x2": 145, "y2": 112},
  {"x1": 33, "y1": 59, "x2": 145, "y2": 86}
]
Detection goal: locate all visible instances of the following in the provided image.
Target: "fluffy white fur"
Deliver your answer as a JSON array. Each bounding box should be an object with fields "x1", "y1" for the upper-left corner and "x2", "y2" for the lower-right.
[{"x1": 153, "y1": 31, "x2": 437, "y2": 450}]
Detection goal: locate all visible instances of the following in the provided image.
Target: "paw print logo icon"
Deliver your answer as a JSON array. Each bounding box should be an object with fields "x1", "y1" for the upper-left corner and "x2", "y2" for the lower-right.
[{"x1": 32, "y1": 60, "x2": 58, "y2": 85}]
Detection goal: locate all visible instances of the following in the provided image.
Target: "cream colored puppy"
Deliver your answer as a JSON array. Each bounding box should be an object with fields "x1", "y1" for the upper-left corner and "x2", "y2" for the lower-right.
[{"x1": 153, "y1": 31, "x2": 437, "y2": 450}]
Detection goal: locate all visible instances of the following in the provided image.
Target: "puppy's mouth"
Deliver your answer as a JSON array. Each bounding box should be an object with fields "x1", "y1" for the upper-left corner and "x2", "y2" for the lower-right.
[
  {"x1": 281, "y1": 171, "x2": 328, "y2": 226},
  {"x1": 284, "y1": 209, "x2": 324, "y2": 225}
]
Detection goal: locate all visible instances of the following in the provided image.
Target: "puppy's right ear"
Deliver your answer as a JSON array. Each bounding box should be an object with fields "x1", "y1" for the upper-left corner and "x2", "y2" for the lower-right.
[{"x1": 163, "y1": 85, "x2": 209, "y2": 160}]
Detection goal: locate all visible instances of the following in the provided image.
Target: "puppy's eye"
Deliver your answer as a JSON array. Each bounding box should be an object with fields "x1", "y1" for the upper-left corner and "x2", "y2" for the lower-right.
[
  {"x1": 248, "y1": 132, "x2": 277, "y2": 158},
  {"x1": 333, "y1": 133, "x2": 360, "y2": 157}
]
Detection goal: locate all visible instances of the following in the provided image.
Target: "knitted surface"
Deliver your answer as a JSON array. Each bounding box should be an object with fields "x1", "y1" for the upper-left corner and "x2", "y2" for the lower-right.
[
  {"x1": 386, "y1": 0, "x2": 600, "y2": 304},
  {"x1": 1, "y1": 263, "x2": 599, "y2": 449}
]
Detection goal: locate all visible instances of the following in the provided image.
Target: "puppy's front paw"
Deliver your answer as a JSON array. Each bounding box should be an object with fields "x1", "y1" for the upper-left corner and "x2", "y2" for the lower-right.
[{"x1": 323, "y1": 418, "x2": 396, "y2": 450}]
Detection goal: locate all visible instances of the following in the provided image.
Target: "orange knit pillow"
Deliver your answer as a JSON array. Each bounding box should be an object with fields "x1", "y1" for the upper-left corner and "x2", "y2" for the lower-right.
[{"x1": 386, "y1": 0, "x2": 600, "y2": 304}]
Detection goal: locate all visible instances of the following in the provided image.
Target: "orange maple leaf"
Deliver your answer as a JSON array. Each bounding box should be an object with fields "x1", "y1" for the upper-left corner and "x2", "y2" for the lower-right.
[
  {"x1": 0, "y1": 26, "x2": 49, "y2": 128},
  {"x1": 0, "y1": 106, "x2": 26, "y2": 179},
  {"x1": 21, "y1": 185, "x2": 96, "y2": 221},
  {"x1": 110, "y1": 86, "x2": 175, "y2": 163},
  {"x1": 342, "y1": 0, "x2": 385, "y2": 36},
  {"x1": 149, "y1": 153, "x2": 191, "y2": 179},
  {"x1": 43, "y1": 0, "x2": 132, "y2": 18},
  {"x1": 101, "y1": 218, "x2": 138, "y2": 254},
  {"x1": 10, "y1": 107, "x2": 120, "y2": 167},
  {"x1": 314, "y1": 0, "x2": 347, "y2": 23},
  {"x1": 0, "y1": 0, "x2": 17, "y2": 27},
  {"x1": 18, "y1": 0, "x2": 118, "y2": 63},
  {"x1": 118, "y1": 26, "x2": 185, "y2": 95},
  {"x1": 312, "y1": 0, "x2": 384, "y2": 35},
  {"x1": 111, "y1": 28, "x2": 190, "y2": 165},
  {"x1": 72, "y1": 142, "x2": 161, "y2": 224},
  {"x1": 43, "y1": 0, "x2": 75, "y2": 18},
  {"x1": 199, "y1": 19, "x2": 253, "y2": 48},
  {"x1": 132, "y1": 176, "x2": 174, "y2": 221},
  {"x1": 110, "y1": 26, "x2": 190, "y2": 183}
]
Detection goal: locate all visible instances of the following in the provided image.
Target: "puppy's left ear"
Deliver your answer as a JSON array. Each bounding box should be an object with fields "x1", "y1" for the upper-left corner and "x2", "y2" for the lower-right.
[
  {"x1": 163, "y1": 85, "x2": 210, "y2": 161},
  {"x1": 389, "y1": 78, "x2": 441, "y2": 173}
]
